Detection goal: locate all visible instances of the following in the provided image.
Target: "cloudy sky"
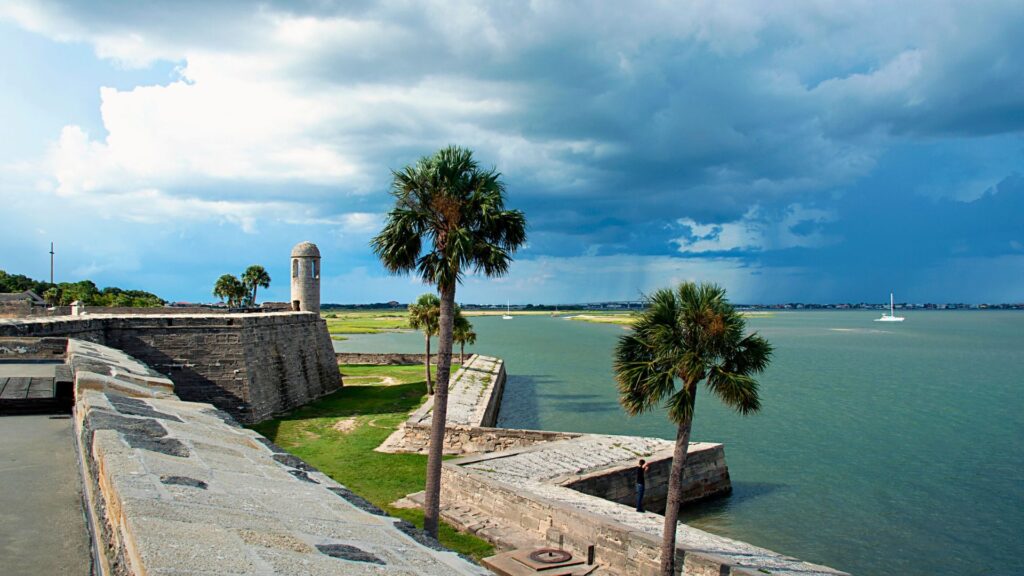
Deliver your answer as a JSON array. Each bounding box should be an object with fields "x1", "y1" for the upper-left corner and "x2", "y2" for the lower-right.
[{"x1": 1, "y1": 1, "x2": 1022, "y2": 304}]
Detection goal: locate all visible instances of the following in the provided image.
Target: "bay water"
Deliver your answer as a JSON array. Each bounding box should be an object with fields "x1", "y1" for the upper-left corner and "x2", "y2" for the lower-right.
[{"x1": 335, "y1": 311, "x2": 1024, "y2": 575}]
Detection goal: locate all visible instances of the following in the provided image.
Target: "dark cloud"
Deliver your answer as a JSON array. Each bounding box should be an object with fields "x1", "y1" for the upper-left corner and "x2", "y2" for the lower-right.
[{"x1": 3, "y1": 1, "x2": 1024, "y2": 302}]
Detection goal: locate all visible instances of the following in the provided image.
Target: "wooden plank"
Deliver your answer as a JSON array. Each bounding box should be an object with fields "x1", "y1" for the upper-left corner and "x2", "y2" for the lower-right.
[
  {"x1": 54, "y1": 365, "x2": 74, "y2": 384},
  {"x1": 26, "y1": 378, "x2": 55, "y2": 399},
  {"x1": 1, "y1": 377, "x2": 31, "y2": 399}
]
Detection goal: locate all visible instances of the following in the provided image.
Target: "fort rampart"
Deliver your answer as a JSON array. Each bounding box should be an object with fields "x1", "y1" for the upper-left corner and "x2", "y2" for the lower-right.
[
  {"x1": 50, "y1": 337, "x2": 485, "y2": 575},
  {"x1": 0, "y1": 312, "x2": 339, "y2": 423}
]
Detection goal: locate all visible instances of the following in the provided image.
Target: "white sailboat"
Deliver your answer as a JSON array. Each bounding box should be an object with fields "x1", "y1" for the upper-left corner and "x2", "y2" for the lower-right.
[
  {"x1": 874, "y1": 292, "x2": 905, "y2": 322},
  {"x1": 502, "y1": 300, "x2": 513, "y2": 320}
]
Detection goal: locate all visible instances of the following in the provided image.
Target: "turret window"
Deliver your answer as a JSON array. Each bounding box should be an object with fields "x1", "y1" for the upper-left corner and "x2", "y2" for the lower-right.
[{"x1": 292, "y1": 259, "x2": 298, "y2": 278}]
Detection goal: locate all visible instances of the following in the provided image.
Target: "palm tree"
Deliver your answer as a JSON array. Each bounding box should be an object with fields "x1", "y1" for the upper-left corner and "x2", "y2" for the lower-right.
[
  {"x1": 452, "y1": 310, "x2": 476, "y2": 364},
  {"x1": 213, "y1": 274, "x2": 246, "y2": 307},
  {"x1": 241, "y1": 265, "x2": 271, "y2": 307},
  {"x1": 371, "y1": 145, "x2": 526, "y2": 538},
  {"x1": 408, "y1": 293, "x2": 440, "y2": 395},
  {"x1": 613, "y1": 282, "x2": 772, "y2": 576}
]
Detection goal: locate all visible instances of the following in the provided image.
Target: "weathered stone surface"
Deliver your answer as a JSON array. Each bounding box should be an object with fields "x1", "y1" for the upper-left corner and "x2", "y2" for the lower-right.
[
  {"x1": 378, "y1": 354, "x2": 563, "y2": 456},
  {"x1": 69, "y1": 339, "x2": 489, "y2": 575},
  {"x1": 160, "y1": 475, "x2": 208, "y2": 489},
  {"x1": 108, "y1": 395, "x2": 183, "y2": 422},
  {"x1": 316, "y1": 543, "x2": 386, "y2": 565}
]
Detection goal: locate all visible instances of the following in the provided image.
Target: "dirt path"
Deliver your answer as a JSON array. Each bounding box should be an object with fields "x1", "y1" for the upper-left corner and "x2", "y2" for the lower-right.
[{"x1": 341, "y1": 375, "x2": 401, "y2": 386}]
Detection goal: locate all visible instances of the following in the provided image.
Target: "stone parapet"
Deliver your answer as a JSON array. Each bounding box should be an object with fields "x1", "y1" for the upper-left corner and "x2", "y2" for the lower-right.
[
  {"x1": 0, "y1": 312, "x2": 340, "y2": 423},
  {"x1": 68, "y1": 338, "x2": 487, "y2": 576},
  {"x1": 337, "y1": 352, "x2": 438, "y2": 365}
]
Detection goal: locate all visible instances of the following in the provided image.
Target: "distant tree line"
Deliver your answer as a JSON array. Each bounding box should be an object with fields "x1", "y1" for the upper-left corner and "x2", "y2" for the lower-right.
[{"x1": 0, "y1": 269, "x2": 164, "y2": 307}]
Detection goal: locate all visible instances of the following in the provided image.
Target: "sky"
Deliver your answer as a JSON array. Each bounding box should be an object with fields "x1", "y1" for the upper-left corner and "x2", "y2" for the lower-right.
[{"x1": 1, "y1": 1, "x2": 1022, "y2": 305}]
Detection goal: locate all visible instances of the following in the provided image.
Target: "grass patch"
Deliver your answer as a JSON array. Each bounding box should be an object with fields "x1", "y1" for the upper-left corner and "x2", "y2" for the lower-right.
[
  {"x1": 569, "y1": 313, "x2": 635, "y2": 326},
  {"x1": 248, "y1": 363, "x2": 494, "y2": 561},
  {"x1": 322, "y1": 311, "x2": 412, "y2": 336}
]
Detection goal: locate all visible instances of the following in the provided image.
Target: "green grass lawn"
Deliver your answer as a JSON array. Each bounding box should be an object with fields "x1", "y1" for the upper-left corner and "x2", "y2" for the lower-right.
[
  {"x1": 249, "y1": 363, "x2": 494, "y2": 561},
  {"x1": 321, "y1": 311, "x2": 411, "y2": 338}
]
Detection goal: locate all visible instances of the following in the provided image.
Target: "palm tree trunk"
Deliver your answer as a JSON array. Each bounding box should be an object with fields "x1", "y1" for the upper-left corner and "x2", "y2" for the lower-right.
[
  {"x1": 424, "y1": 333, "x2": 433, "y2": 395},
  {"x1": 252, "y1": 285, "x2": 258, "y2": 306},
  {"x1": 460, "y1": 342, "x2": 465, "y2": 364},
  {"x1": 660, "y1": 382, "x2": 696, "y2": 576},
  {"x1": 423, "y1": 282, "x2": 456, "y2": 539}
]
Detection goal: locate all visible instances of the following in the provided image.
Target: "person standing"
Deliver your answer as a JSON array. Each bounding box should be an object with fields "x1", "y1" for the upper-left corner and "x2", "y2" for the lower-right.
[{"x1": 636, "y1": 458, "x2": 650, "y2": 512}]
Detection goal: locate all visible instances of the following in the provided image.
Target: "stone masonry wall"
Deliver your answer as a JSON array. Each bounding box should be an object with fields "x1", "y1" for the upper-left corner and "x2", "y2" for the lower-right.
[
  {"x1": 440, "y1": 462, "x2": 835, "y2": 576},
  {"x1": 381, "y1": 422, "x2": 580, "y2": 455},
  {"x1": 564, "y1": 446, "x2": 731, "y2": 513},
  {"x1": 440, "y1": 465, "x2": 692, "y2": 575},
  {"x1": 0, "y1": 336, "x2": 69, "y2": 360},
  {"x1": 0, "y1": 312, "x2": 340, "y2": 423},
  {"x1": 336, "y1": 352, "x2": 439, "y2": 365}
]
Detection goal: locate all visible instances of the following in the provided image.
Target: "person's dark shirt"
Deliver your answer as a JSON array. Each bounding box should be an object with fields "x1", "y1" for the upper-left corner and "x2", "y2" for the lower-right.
[{"x1": 636, "y1": 465, "x2": 645, "y2": 486}]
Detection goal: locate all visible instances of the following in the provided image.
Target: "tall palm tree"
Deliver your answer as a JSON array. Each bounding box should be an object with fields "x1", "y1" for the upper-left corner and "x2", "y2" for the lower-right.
[
  {"x1": 408, "y1": 293, "x2": 440, "y2": 395},
  {"x1": 241, "y1": 265, "x2": 271, "y2": 307},
  {"x1": 452, "y1": 310, "x2": 476, "y2": 364},
  {"x1": 613, "y1": 282, "x2": 772, "y2": 576},
  {"x1": 371, "y1": 145, "x2": 526, "y2": 538},
  {"x1": 213, "y1": 274, "x2": 246, "y2": 307}
]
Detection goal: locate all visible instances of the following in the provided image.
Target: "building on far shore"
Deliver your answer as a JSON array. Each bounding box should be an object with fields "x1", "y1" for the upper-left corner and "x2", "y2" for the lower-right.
[{"x1": 0, "y1": 290, "x2": 46, "y2": 317}]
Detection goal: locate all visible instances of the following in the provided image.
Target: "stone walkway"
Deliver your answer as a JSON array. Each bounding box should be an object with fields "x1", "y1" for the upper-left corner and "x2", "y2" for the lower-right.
[
  {"x1": 0, "y1": 414, "x2": 92, "y2": 576},
  {"x1": 71, "y1": 338, "x2": 489, "y2": 575}
]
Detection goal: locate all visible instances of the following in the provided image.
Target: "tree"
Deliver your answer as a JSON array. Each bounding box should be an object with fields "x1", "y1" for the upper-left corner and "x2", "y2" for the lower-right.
[
  {"x1": 242, "y1": 265, "x2": 271, "y2": 307},
  {"x1": 408, "y1": 293, "x2": 440, "y2": 394},
  {"x1": 43, "y1": 287, "x2": 61, "y2": 306},
  {"x1": 613, "y1": 282, "x2": 772, "y2": 576},
  {"x1": 213, "y1": 274, "x2": 246, "y2": 307},
  {"x1": 452, "y1": 310, "x2": 476, "y2": 364},
  {"x1": 371, "y1": 145, "x2": 526, "y2": 538}
]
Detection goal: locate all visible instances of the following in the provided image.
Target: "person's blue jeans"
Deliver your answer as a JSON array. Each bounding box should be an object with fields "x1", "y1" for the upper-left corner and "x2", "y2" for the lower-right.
[{"x1": 636, "y1": 483, "x2": 645, "y2": 512}]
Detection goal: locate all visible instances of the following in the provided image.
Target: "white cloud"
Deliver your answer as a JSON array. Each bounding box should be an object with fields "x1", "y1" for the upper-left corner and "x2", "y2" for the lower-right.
[{"x1": 673, "y1": 204, "x2": 835, "y2": 253}]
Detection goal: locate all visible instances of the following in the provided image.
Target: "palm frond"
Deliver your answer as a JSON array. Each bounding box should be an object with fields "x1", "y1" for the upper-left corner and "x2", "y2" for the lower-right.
[{"x1": 707, "y1": 367, "x2": 761, "y2": 415}]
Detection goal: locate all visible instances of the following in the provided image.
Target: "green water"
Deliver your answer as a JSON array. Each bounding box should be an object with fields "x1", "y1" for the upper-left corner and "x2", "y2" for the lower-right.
[{"x1": 335, "y1": 311, "x2": 1024, "y2": 575}]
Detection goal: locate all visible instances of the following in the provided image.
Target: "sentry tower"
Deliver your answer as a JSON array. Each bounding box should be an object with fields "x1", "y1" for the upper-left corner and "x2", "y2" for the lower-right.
[{"x1": 290, "y1": 241, "x2": 321, "y2": 313}]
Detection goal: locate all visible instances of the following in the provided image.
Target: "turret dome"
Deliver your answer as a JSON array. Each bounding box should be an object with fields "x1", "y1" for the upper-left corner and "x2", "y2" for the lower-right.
[{"x1": 291, "y1": 241, "x2": 321, "y2": 258}]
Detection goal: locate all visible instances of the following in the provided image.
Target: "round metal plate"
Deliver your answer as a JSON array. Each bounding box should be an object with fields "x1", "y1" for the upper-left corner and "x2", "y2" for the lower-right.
[{"x1": 528, "y1": 548, "x2": 573, "y2": 564}]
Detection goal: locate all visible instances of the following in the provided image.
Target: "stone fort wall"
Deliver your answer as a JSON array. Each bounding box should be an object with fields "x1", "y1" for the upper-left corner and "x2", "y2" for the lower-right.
[{"x1": 0, "y1": 312, "x2": 340, "y2": 423}]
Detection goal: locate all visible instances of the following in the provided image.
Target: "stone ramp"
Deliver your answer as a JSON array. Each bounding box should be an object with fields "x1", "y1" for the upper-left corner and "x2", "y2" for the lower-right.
[
  {"x1": 69, "y1": 338, "x2": 488, "y2": 576},
  {"x1": 408, "y1": 354, "x2": 506, "y2": 428},
  {"x1": 378, "y1": 354, "x2": 516, "y2": 454}
]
